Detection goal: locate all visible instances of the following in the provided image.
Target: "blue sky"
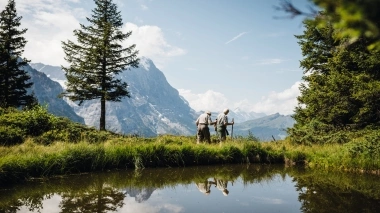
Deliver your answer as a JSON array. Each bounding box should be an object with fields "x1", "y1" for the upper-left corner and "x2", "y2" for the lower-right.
[{"x1": 0, "y1": 0, "x2": 313, "y2": 115}]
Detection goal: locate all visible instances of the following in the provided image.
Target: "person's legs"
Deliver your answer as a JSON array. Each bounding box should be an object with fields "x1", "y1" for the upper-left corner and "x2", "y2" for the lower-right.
[
  {"x1": 197, "y1": 125, "x2": 207, "y2": 144},
  {"x1": 197, "y1": 126, "x2": 203, "y2": 144},
  {"x1": 204, "y1": 127, "x2": 211, "y2": 143},
  {"x1": 217, "y1": 127, "x2": 226, "y2": 142}
]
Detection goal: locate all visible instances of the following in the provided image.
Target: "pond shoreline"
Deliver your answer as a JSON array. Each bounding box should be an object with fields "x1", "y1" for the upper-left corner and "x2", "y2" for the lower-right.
[{"x1": 1, "y1": 136, "x2": 379, "y2": 186}]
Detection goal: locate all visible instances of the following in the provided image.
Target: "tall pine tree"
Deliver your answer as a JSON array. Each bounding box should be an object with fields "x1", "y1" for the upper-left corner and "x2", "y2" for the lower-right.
[
  {"x1": 61, "y1": 0, "x2": 139, "y2": 131},
  {"x1": 0, "y1": 0, "x2": 33, "y2": 108},
  {"x1": 289, "y1": 16, "x2": 380, "y2": 144}
]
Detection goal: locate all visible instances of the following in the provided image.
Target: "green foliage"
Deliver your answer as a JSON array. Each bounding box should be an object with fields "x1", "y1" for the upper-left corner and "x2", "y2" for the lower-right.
[
  {"x1": 1, "y1": 105, "x2": 54, "y2": 136},
  {"x1": 233, "y1": 130, "x2": 260, "y2": 142},
  {"x1": 0, "y1": 125, "x2": 23, "y2": 145},
  {"x1": 0, "y1": 105, "x2": 54, "y2": 144},
  {"x1": 345, "y1": 132, "x2": 380, "y2": 159},
  {"x1": 0, "y1": 0, "x2": 34, "y2": 108},
  {"x1": 276, "y1": 0, "x2": 380, "y2": 50},
  {"x1": 0, "y1": 106, "x2": 119, "y2": 145},
  {"x1": 61, "y1": 0, "x2": 139, "y2": 131},
  {"x1": 313, "y1": 0, "x2": 380, "y2": 50},
  {"x1": 289, "y1": 16, "x2": 380, "y2": 144},
  {"x1": 246, "y1": 130, "x2": 260, "y2": 142}
]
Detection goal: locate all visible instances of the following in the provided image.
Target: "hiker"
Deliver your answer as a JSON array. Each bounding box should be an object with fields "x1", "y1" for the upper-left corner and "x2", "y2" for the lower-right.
[
  {"x1": 195, "y1": 179, "x2": 216, "y2": 195},
  {"x1": 195, "y1": 111, "x2": 215, "y2": 144},
  {"x1": 216, "y1": 108, "x2": 234, "y2": 142}
]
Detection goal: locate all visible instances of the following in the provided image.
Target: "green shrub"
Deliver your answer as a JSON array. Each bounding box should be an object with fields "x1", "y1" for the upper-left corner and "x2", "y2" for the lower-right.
[
  {"x1": 0, "y1": 126, "x2": 24, "y2": 145},
  {"x1": 82, "y1": 129, "x2": 113, "y2": 143},
  {"x1": 34, "y1": 130, "x2": 65, "y2": 145},
  {"x1": 0, "y1": 105, "x2": 54, "y2": 137},
  {"x1": 346, "y1": 131, "x2": 380, "y2": 158}
]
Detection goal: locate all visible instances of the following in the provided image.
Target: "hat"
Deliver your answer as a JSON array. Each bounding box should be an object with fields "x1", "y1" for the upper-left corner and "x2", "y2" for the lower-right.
[
  {"x1": 206, "y1": 111, "x2": 211, "y2": 115},
  {"x1": 223, "y1": 108, "x2": 229, "y2": 113},
  {"x1": 222, "y1": 189, "x2": 229, "y2": 196}
]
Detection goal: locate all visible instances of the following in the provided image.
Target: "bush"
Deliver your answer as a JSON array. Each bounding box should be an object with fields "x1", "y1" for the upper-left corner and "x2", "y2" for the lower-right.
[
  {"x1": 345, "y1": 131, "x2": 380, "y2": 158},
  {"x1": 0, "y1": 126, "x2": 24, "y2": 146},
  {"x1": 0, "y1": 105, "x2": 54, "y2": 137}
]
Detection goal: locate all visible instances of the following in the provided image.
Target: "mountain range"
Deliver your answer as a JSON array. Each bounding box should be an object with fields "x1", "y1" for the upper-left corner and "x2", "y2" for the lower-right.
[
  {"x1": 26, "y1": 57, "x2": 295, "y2": 140},
  {"x1": 30, "y1": 58, "x2": 197, "y2": 136},
  {"x1": 232, "y1": 113, "x2": 295, "y2": 140},
  {"x1": 22, "y1": 64, "x2": 84, "y2": 124}
]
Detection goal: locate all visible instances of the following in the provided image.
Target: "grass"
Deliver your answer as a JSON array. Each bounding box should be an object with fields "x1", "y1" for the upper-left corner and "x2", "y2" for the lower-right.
[
  {"x1": 1, "y1": 135, "x2": 379, "y2": 186},
  {"x1": 1, "y1": 106, "x2": 379, "y2": 185},
  {"x1": 0, "y1": 136, "x2": 284, "y2": 185}
]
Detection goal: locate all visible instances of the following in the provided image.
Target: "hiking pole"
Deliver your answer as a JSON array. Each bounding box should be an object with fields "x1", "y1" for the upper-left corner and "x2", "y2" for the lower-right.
[{"x1": 231, "y1": 118, "x2": 234, "y2": 139}]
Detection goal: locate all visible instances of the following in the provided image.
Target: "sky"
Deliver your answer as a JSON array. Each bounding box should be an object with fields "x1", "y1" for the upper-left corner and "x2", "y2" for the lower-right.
[{"x1": 0, "y1": 0, "x2": 313, "y2": 115}]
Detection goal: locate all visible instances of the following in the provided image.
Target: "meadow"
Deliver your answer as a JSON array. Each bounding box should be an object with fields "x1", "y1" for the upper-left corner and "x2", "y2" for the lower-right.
[{"x1": 1, "y1": 106, "x2": 379, "y2": 185}]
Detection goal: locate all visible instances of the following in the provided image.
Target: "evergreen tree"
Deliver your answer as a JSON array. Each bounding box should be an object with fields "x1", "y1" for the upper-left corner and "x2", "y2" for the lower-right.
[
  {"x1": 0, "y1": 0, "x2": 33, "y2": 108},
  {"x1": 289, "y1": 16, "x2": 380, "y2": 144},
  {"x1": 61, "y1": 0, "x2": 139, "y2": 131}
]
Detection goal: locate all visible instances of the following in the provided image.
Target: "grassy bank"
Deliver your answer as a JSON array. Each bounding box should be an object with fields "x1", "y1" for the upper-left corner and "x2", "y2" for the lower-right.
[
  {"x1": 0, "y1": 106, "x2": 379, "y2": 185},
  {"x1": 0, "y1": 136, "x2": 283, "y2": 185},
  {"x1": 1, "y1": 135, "x2": 379, "y2": 185}
]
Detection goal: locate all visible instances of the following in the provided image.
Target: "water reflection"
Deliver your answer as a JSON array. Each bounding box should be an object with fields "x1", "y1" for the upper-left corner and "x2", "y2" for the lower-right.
[
  {"x1": 0, "y1": 164, "x2": 379, "y2": 213},
  {"x1": 195, "y1": 179, "x2": 213, "y2": 195}
]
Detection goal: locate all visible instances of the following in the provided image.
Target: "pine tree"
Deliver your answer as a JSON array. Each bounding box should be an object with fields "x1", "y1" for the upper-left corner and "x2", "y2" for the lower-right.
[
  {"x1": 61, "y1": 0, "x2": 139, "y2": 131},
  {"x1": 0, "y1": 0, "x2": 33, "y2": 108},
  {"x1": 289, "y1": 16, "x2": 380, "y2": 144}
]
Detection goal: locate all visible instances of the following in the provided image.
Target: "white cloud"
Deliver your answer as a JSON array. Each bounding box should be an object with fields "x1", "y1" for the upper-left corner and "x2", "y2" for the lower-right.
[
  {"x1": 0, "y1": 1, "x2": 185, "y2": 68},
  {"x1": 0, "y1": 0, "x2": 86, "y2": 66},
  {"x1": 178, "y1": 89, "x2": 230, "y2": 112},
  {"x1": 123, "y1": 22, "x2": 187, "y2": 69},
  {"x1": 179, "y1": 82, "x2": 301, "y2": 115},
  {"x1": 225, "y1": 32, "x2": 248, "y2": 44},
  {"x1": 250, "y1": 82, "x2": 301, "y2": 115}
]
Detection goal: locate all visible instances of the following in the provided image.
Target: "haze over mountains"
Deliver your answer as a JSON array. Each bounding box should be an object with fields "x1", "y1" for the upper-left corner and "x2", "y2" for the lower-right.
[{"x1": 25, "y1": 57, "x2": 295, "y2": 140}]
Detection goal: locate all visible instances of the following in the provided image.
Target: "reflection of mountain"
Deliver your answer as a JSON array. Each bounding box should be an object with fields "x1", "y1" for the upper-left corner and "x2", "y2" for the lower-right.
[{"x1": 122, "y1": 187, "x2": 156, "y2": 203}]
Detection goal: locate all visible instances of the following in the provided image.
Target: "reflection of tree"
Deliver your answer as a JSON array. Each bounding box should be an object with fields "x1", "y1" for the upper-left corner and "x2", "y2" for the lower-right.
[
  {"x1": 2, "y1": 165, "x2": 380, "y2": 212},
  {"x1": 0, "y1": 192, "x2": 53, "y2": 213},
  {"x1": 0, "y1": 199, "x2": 23, "y2": 213},
  {"x1": 293, "y1": 173, "x2": 380, "y2": 213},
  {"x1": 59, "y1": 179, "x2": 125, "y2": 213}
]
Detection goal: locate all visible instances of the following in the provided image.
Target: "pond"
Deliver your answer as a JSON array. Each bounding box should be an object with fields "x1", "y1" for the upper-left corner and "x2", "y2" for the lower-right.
[{"x1": 0, "y1": 164, "x2": 379, "y2": 213}]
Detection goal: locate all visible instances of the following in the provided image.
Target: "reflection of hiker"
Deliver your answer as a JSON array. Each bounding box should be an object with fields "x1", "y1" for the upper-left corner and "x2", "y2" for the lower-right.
[
  {"x1": 216, "y1": 108, "x2": 234, "y2": 142},
  {"x1": 196, "y1": 179, "x2": 216, "y2": 195},
  {"x1": 214, "y1": 178, "x2": 233, "y2": 196},
  {"x1": 195, "y1": 111, "x2": 215, "y2": 144}
]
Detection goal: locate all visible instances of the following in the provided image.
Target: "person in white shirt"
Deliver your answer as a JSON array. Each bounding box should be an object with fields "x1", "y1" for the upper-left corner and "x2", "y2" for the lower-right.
[
  {"x1": 195, "y1": 111, "x2": 215, "y2": 144},
  {"x1": 216, "y1": 108, "x2": 234, "y2": 142}
]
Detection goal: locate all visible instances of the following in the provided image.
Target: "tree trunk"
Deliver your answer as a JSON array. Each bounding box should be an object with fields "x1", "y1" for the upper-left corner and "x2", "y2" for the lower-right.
[{"x1": 100, "y1": 97, "x2": 106, "y2": 131}]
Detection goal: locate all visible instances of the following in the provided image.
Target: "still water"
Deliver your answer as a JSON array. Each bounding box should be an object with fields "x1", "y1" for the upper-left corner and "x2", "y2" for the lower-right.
[{"x1": 0, "y1": 164, "x2": 379, "y2": 213}]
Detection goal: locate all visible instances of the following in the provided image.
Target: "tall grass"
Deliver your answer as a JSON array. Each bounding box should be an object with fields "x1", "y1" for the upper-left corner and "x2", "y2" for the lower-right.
[
  {"x1": 1, "y1": 106, "x2": 379, "y2": 186},
  {"x1": 0, "y1": 137, "x2": 284, "y2": 185}
]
